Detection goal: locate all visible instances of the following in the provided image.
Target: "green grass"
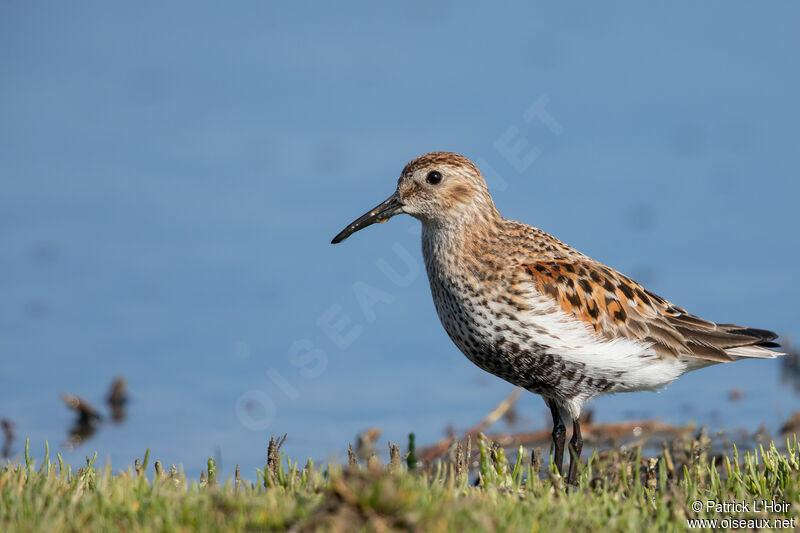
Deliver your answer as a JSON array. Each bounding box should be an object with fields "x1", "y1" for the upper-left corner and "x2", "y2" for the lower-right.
[{"x1": 2, "y1": 433, "x2": 799, "y2": 532}]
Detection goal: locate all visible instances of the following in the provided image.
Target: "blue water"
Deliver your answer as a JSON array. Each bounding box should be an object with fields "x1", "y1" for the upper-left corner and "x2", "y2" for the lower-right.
[{"x1": 1, "y1": 2, "x2": 798, "y2": 479}]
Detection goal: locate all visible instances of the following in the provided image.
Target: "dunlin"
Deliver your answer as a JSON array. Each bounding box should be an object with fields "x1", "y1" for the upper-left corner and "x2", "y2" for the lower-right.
[{"x1": 331, "y1": 152, "x2": 782, "y2": 484}]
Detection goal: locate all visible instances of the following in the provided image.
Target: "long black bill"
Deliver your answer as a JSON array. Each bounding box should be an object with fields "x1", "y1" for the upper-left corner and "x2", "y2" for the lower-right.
[{"x1": 331, "y1": 192, "x2": 404, "y2": 244}]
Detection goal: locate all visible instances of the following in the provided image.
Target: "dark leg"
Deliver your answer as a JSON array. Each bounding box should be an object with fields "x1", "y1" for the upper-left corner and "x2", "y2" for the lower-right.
[
  {"x1": 567, "y1": 418, "x2": 583, "y2": 485},
  {"x1": 547, "y1": 399, "x2": 566, "y2": 476}
]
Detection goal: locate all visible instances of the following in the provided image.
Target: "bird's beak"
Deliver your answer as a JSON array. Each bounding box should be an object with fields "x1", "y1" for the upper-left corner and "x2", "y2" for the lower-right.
[{"x1": 331, "y1": 192, "x2": 405, "y2": 244}]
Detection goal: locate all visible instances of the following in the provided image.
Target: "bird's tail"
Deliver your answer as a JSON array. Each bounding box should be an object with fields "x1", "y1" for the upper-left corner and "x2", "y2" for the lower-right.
[{"x1": 719, "y1": 326, "x2": 784, "y2": 359}]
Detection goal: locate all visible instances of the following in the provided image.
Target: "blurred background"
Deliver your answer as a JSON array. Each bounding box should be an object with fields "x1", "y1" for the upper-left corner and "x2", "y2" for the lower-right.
[{"x1": 1, "y1": 2, "x2": 798, "y2": 477}]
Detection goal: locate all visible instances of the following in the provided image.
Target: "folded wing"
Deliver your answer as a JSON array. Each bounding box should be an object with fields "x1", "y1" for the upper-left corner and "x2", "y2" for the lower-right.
[{"x1": 520, "y1": 260, "x2": 781, "y2": 362}]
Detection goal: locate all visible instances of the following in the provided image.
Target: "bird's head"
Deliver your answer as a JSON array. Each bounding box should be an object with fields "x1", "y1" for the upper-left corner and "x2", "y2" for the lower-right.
[{"x1": 331, "y1": 152, "x2": 497, "y2": 244}]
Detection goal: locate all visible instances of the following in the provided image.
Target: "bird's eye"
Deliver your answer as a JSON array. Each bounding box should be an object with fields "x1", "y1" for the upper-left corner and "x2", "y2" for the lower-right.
[{"x1": 426, "y1": 170, "x2": 443, "y2": 185}]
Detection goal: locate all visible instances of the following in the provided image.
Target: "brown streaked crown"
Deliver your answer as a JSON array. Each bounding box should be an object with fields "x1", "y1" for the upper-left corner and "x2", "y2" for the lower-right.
[{"x1": 401, "y1": 152, "x2": 479, "y2": 178}]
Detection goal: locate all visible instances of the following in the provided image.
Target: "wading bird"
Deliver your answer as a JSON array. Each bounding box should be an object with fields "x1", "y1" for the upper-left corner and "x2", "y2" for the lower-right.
[{"x1": 331, "y1": 152, "x2": 782, "y2": 484}]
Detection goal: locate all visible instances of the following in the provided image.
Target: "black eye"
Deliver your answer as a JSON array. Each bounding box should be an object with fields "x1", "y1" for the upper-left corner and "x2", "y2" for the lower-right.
[{"x1": 426, "y1": 170, "x2": 442, "y2": 185}]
